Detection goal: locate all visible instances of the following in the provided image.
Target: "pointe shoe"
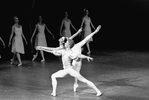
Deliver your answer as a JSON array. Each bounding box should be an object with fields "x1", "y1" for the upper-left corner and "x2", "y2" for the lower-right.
[
  {"x1": 10, "y1": 59, "x2": 14, "y2": 64},
  {"x1": 32, "y1": 55, "x2": 36, "y2": 61},
  {"x1": 51, "y1": 92, "x2": 56, "y2": 97},
  {"x1": 41, "y1": 59, "x2": 45, "y2": 62},
  {"x1": 96, "y1": 91, "x2": 102, "y2": 97},
  {"x1": 87, "y1": 51, "x2": 91, "y2": 55},
  {"x1": 73, "y1": 84, "x2": 78, "y2": 92},
  {"x1": 18, "y1": 63, "x2": 22, "y2": 66}
]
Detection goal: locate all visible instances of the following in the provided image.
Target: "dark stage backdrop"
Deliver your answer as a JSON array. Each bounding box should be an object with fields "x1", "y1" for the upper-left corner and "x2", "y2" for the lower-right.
[{"x1": 1, "y1": 0, "x2": 149, "y2": 54}]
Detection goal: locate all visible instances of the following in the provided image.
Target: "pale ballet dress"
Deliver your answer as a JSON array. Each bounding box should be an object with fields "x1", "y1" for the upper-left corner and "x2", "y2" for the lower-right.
[
  {"x1": 82, "y1": 17, "x2": 93, "y2": 42},
  {"x1": 35, "y1": 24, "x2": 47, "y2": 48},
  {"x1": 11, "y1": 26, "x2": 25, "y2": 54},
  {"x1": 61, "y1": 19, "x2": 71, "y2": 38}
]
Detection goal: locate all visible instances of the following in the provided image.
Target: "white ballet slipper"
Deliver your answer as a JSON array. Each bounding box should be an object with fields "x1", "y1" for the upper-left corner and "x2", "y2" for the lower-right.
[
  {"x1": 96, "y1": 91, "x2": 102, "y2": 97},
  {"x1": 51, "y1": 92, "x2": 56, "y2": 97},
  {"x1": 41, "y1": 59, "x2": 45, "y2": 62},
  {"x1": 73, "y1": 84, "x2": 78, "y2": 92},
  {"x1": 18, "y1": 63, "x2": 22, "y2": 66}
]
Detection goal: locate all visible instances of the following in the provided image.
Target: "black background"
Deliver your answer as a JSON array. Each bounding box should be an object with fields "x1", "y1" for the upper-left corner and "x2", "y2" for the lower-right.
[{"x1": 1, "y1": 0, "x2": 149, "y2": 55}]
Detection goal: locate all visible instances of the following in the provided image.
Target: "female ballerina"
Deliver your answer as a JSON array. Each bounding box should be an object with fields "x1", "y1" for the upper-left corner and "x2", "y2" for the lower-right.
[
  {"x1": 60, "y1": 12, "x2": 77, "y2": 38},
  {"x1": 0, "y1": 37, "x2": 6, "y2": 58},
  {"x1": 71, "y1": 25, "x2": 101, "y2": 92},
  {"x1": 8, "y1": 16, "x2": 28, "y2": 66},
  {"x1": 30, "y1": 16, "x2": 55, "y2": 62},
  {"x1": 80, "y1": 9, "x2": 96, "y2": 55},
  {"x1": 36, "y1": 25, "x2": 102, "y2": 97}
]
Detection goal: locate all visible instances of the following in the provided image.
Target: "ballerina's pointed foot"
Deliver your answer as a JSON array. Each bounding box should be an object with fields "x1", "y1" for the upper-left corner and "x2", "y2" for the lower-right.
[
  {"x1": 18, "y1": 63, "x2": 22, "y2": 66},
  {"x1": 73, "y1": 84, "x2": 78, "y2": 92},
  {"x1": 51, "y1": 92, "x2": 56, "y2": 97},
  {"x1": 41, "y1": 59, "x2": 45, "y2": 62},
  {"x1": 10, "y1": 59, "x2": 14, "y2": 64},
  {"x1": 96, "y1": 91, "x2": 102, "y2": 97},
  {"x1": 87, "y1": 51, "x2": 91, "y2": 56},
  {"x1": 32, "y1": 55, "x2": 37, "y2": 61}
]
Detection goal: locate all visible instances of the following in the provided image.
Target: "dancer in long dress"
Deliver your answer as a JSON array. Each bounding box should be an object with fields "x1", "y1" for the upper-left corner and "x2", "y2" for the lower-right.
[
  {"x1": 0, "y1": 37, "x2": 5, "y2": 58},
  {"x1": 8, "y1": 16, "x2": 28, "y2": 66},
  {"x1": 36, "y1": 25, "x2": 102, "y2": 97},
  {"x1": 80, "y1": 9, "x2": 96, "y2": 55},
  {"x1": 60, "y1": 12, "x2": 77, "y2": 38},
  {"x1": 30, "y1": 16, "x2": 55, "y2": 62}
]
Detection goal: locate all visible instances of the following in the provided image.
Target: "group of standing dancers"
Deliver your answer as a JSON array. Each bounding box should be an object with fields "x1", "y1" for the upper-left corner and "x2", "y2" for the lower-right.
[{"x1": 0, "y1": 9, "x2": 102, "y2": 97}]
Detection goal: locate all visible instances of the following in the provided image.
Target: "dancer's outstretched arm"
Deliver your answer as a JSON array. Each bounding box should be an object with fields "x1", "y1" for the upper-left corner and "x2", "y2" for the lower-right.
[
  {"x1": 36, "y1": 46, "x2": 63, "y2": 56},
  {"x1": 30, "y1": 24, "x2": 37, "y2": 43},
  {"x1": 78, "y1": 54, "x2": 93, "y2": 61},
  {"x1": 8, "y1": 25, "x2": 15, "y2": 47},
  {"x1": 45, "y1": 24, "x2": 55, "y2": 39},
  {"x1": 70, "y1": 20, "x2": 77, "y2": 31},
  {"x1": 0, "y1": 37, "x2": 5, "y2": 47},
  {"x1": 76, "y1": 25, "x2": 101, "y2": 48},
  {"x1": 69, "y1": 28, "x2": 82, "y2": 40},
  {"x1": 37, "y1": 45, "x2": 63, "y2": 51},
  {"x1": 36, "y1": 46, "x2": 55, "y2": 53},
  {"x1": 60, "y1": 19, "x2": 64, "y2": 37}
]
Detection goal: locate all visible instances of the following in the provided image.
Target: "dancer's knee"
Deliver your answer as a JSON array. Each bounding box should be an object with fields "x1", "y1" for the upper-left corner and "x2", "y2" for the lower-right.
[{"x1": 51, "y1": 74, "x2": 56, "y2": 80}]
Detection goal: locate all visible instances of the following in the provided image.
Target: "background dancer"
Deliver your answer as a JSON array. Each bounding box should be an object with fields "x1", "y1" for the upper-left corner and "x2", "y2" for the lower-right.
[
  {"x1": 0, "y1": 37, "x2": 5, "y2": 59},
  {"x1": 36, "y1": 25, "x2": 102, "y2": 97},
  {"x1": 60, "y1": 12, "x2": 77, "y2": 38},
  {"x1": 30, "y1": 16, "x2": 55, "y2": 62},
  {"x1": 80, "y1": 9, "x2": 96, "y2": 55},
  {"x1": 8, "y1": 16, "x2": 28, "y2": 66}
]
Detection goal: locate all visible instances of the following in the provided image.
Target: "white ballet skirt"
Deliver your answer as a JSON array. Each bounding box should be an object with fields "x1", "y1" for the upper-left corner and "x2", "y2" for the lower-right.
[
  {"x1": 11, "y1": 26, "x2": 25, "y2": 54},
  {"x1": 35, "y1": 24, "x2": 47, "y2": 48}
]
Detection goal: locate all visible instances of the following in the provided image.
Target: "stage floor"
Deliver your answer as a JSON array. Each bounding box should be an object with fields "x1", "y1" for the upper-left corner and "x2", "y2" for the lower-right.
[{"x1": 0, "y1": 51, "x2": 149, "y2": 100}]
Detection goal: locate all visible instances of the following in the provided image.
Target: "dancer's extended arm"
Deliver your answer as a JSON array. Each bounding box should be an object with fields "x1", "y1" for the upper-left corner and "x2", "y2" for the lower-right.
[
  {"x1": 90, "y1": 18, "x2": 95, "y2": 30},
  {"x1": 60, "y1": 19, "x2": 64, "y2": 37},
  {"x1": 8, "y1": 25, "x2": 15, "y2": 47},
  {"x1": 36, "y1": 45, "x2": 63, "y2": 51},
  {"x1": 45, "y1": 24, "x2": 55, "y2": 39},
  {"x1": 36, "y1": 46, "x2": 63, "y2": 56},
  {"x1": 70, "y1": 20, "x2": 77, "y2": 31},
  {"x1": 36, "y1": 46, "x2": 55, "y2": 53},
  {"x1": 77, "y1": 54, "x2": 93, "y2": 61},
  {"x1": 69, "y1": 28, "x2": 82, "y2": 40},
  {"x1": 21, "y1": 26, "x2": 28, "y2": 45},
  {"x1": 30, "y1": 24, "x2": 37, "y2": 43},
  {"x1": 0, "y1": 37, "x2": 5, "y2": 47}
]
